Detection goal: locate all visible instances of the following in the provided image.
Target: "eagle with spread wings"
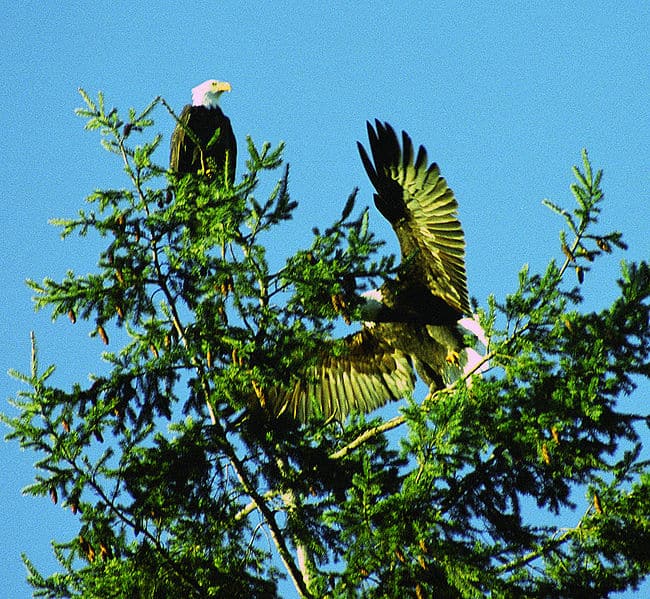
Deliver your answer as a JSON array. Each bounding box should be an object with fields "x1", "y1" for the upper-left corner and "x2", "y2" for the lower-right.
[{"x1": 268, "y1": 121, "x2": 483, "y2": 422}]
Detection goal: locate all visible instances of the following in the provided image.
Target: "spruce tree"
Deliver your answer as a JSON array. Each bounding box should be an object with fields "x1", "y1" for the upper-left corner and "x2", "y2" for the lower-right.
[{"x1": 4, "y1": 90, "x2": 650, "y2": 598}]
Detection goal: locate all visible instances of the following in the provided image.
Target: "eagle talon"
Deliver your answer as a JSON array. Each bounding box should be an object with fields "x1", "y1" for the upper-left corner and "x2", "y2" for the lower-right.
[{"x1": 446, "y1": 350, "x2": 461, "y2": 366}]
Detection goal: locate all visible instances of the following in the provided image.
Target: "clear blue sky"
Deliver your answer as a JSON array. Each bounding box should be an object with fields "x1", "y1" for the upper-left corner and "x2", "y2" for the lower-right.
[{"x1": 2, "y1": 3, "x2": 648, "y2": 597}]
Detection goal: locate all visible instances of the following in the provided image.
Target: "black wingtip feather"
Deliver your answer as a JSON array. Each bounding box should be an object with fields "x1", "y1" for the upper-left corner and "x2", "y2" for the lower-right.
[
  {"x1": 415, "y1": 145, "x2": 428, "y2": 173},
  {"x1": 357, "y1": 140, "x2": 378, "y2": 189},
  {"x1": 358, "y1": 120, "x2": 409, "y2": 224},
  {"x1": 401, "y1": 130, "x2": 414, "y2": 175}
]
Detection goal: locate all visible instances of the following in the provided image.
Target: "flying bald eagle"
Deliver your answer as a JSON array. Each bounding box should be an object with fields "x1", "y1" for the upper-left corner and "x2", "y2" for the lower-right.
[
  {"x1": 268, "y1": 121, "x2": 484, "y2": 422},
  {"x1": 169, "y1": 79, "x2": 236, "y2": 183}
]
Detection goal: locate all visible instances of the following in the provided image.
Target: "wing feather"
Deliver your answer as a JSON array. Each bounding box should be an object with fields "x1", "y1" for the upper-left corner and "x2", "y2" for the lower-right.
[
  {"x1": 358, "y1": 121, "x2": 470, "y2": 315},
  {"x1": 169, "y1": 105, "x2": 192, "y2": 173},
  {"x1": 267, "y1": 328, "x2": 415, "y2": 422}
]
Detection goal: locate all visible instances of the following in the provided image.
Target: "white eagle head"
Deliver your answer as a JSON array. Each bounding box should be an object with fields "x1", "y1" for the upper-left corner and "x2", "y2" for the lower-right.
[{"x1": 191, "y1": 79, "x2": 232, "y2": 108}]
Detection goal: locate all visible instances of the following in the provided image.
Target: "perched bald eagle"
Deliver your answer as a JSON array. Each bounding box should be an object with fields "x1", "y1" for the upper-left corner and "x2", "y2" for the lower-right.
[
  {"x1": 268, "y1": 121, "x2": 484, "y2": 422},
  {"x1": 169, "y1": 79, "x2": 236, "y2": 183}
]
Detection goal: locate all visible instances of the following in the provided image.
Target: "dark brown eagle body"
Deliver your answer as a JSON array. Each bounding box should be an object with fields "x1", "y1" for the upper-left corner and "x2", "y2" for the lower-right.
[{"x1": 169, "y1": 80, "x2": 236, "y2": 183}]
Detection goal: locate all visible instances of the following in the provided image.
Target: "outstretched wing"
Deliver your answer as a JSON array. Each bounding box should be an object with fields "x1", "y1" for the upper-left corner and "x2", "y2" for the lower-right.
[
  {"x1": 266, "y1": 328, "x2": 415, "y2": 422},
  {"x1": 358, "y1": 121, "x2": 470, "y2": 315}
]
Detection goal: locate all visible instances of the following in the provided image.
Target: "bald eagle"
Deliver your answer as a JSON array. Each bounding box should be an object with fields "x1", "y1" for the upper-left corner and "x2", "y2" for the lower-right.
[
  {"x1": 268, "y1": 121, "x2": 484, "y2": 422},
  {"x1": 169, "y1": 79, "x2": 236, "y2": 183}
]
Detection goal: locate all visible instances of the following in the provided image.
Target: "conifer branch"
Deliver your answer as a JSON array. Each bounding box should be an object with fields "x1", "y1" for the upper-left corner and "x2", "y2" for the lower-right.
[{"x1": 223, "y1": 434, "x2": 313, "y2": 598}]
